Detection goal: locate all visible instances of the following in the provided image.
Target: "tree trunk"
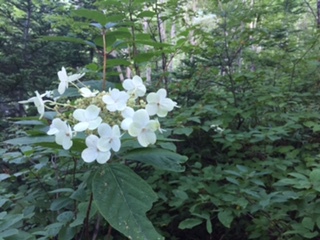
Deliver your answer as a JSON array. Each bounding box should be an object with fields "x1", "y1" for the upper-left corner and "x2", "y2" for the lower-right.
[{"x1": 318, "y1": 0, "x2": 320, "y2": 28}]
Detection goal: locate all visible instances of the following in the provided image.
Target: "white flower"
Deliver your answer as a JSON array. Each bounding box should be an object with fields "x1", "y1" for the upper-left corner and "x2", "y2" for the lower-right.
[
  {"x1": 146, "y1": 89, "x2": 177, "y2": 117},
  {"x1": 122, "y1": 75, "x2": 146, "y2": 99},
  {"x1": 128, "y1": 109, "x2": 161, "y2": 147},
  {"x1": 73, "y1": 105, "x2": 102, "y2": 132},
  {"x1": 57, "y1": 67, "x2": 85, "y2": 95},
  {"x1": 97, "y1": 123, "x2": 121, "y2": 152},
  {"x1": 102, "y1": 88, "x2": 129, "y2": 112},
  {"x1": 81, "y1": 135, "x2": 111, "y2": 164},
  {"x1": 19, "y1": 91, "x2": 47, "y2": 119},
  {"x1": 121, "y1": 107, "x2": 134, "y2": 130},
  {"x1": 47, "y1": 118, "x2": 73, "y2": 150},
  {"x1": 210, "y1": 124, "x2": 224, "y2": 133},
  {"x1": 79, "y1": 87, "x2": 98, "y2": 98}
]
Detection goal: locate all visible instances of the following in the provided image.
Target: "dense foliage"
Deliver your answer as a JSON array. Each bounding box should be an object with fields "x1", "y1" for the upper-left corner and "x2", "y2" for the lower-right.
[{"x1": 1, "y1": 0, "x2": 320, "y2": 239}]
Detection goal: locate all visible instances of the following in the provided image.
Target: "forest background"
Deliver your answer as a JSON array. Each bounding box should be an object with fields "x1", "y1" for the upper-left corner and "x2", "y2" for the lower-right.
[{"x1": 1, "y1": 0, "x2": 320, "y2": 239}]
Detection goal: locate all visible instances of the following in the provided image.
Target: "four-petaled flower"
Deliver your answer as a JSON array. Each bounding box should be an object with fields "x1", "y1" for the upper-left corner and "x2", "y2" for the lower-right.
[
  {"x1": 102, "y1": 88, "x2": 129, "y2": 112},
  {"x1": 81, "y1": 135, "x2": 111, "y2": 164},
  {"x1": 97, "y1": 123, "x2": 121, "y2": 152},
  {"x1": 58, "y1": 67, "x2": 85, "y2": 95},
  {"x1": 19, "y1": 91, "x2": 47, "y2": 119},
  {"x1": 47, "y1": 118, "x2": 73, "y2": 150},
  {"x1": 79, "y1": 87, "x2": 98, "y2": 98},
  {"x1": 146, "y1": 89, "x2": 177, "y2": 117},
  {"x1": 128, "y1": 109, "x2": 161, "y2": 147},
  {"x1": 73, "y1": 105, "x2": 102, "y2": 132},
  {"x1": 122, "y1": 75, "x2": 146, "y2": 99}
]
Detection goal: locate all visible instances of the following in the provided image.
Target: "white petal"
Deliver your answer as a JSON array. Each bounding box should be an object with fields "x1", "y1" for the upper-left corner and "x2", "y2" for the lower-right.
[
  {"x1": 137, "y1": 131, "x2": 156, "y2": 147},
  {"x1": 55, "y1": 132, "x2": 65, "y2": 145},
  {"x1": 98, "y1": 123, "x2": 112, "y2": 138},
  {"x1": 82, "y1": 148, "x2": 98, "y2": 163},
  {"x1": 132, "y1": 109, "x2": 149, "y2": 125},
  {"x1": 85, "y1": 105, "x2": 100, "y2": 120},
  {"x1": 122, "y1": 79, "x2": 134, "y2": 91},
  {"x1": 48, "y1": 118, "x2": 66, "y2": 135},
  {"x1": 97, "y1": 138, "x2": 111, "y2": 152},
  {"x1": 62, "y1": 138, "x2": 72, "y2": 150},
  {"x1": 67, "y1": 73, "x2": 85, "y2": 82},
  {"x1": 128, "y1": 122, "x2": 141, "y2": 137},
  {"x1": 19, "y1": 96, "x2": 34, "y2": 104},
  {"x1": 97, "y1": 151, "x2": 111, "y2": 164},
  {"x1": 112, "y1": 125, "x2": 121, "y2": 137},
  {"x1": 73, "y1": 109, "x2": 86, "y2": 122},
  {"x1": 156, "y1": 108, "x2": 168, "y2": 117},
  {"x1": 146, "y1": 92, "x2": 158, "y2": 103},
  {"x1": 132, "y1": 75, "x2": 143, "y2": 85},
  {"x1": 102, "y1": 94, "x2": 113, "y2": 105},
  {"x1": 110, "y1": 138, "x2": 121, "y2": 152},
  {"x1": 88, "y1": 117, "x2": 102, "y2": 130},
  {"x1": 58, "y1": 67, "x2": 68, "y2": 82},
  {"x1": 47, "y1": 127, "x2": 59, "y2": 135},
  {"x1": 115, "y1": 102, "x2": 127, "y2": 111},
  {"x1": 121, "y1": 118, "x2": 133, "y2": 130},
  {"x1": 121, "y1": 107, "x2": 134, "y2": 118},
  {"x1": 106, "y1": 104, "x2": 117, "y2": 112},
  {"x1": 80, "y1": 87, "x2": 97, "y2": 98},
  {"x1": 74, "y1": 122, "x2": 90, "y2": 132},
  {"x1": 34, "y1": 91, "x2": 45, "y2": 118},
  {"x1": 148, "y1": 120, "x2": 161, "y2": 132},
  {"x1": 157, "y1": 88, "x2": 167, "y2": 99},
  {"x1": 161, "y1": 98, "x2": 176, "y2": 111},
  {"x1": 146, "y1": 104, "x2": 158, "y2": 116},
  {"x1": 58, "y1": 82, "x2": 67, "y2": 95},
  {"x1": 85, "y1": 135, "x2": 99, "y2": 148}
]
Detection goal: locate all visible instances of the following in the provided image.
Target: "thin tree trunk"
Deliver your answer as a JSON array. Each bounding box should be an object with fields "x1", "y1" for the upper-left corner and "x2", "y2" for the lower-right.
[
  {"x1": 318, "y1": 0, "x2": 320, "y2": 28},
  {"x1": 156, "y1": 0, "x2": 168, "y2": 88},
  {"x1": 23, "y1": 0, "x2": 32, "y2": 62},
  {"x1": 143, "y1": 8, "x2": 152, "y2": 84}
]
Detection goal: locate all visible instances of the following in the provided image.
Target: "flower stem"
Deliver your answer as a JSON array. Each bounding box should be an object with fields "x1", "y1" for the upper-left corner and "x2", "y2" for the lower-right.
[{"x1": 102, "y1": 29, "x2": 107, "y2": 91}]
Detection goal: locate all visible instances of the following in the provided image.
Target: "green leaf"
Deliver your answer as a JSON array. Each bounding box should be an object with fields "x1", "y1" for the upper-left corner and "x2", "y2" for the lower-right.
[
  {"x1": 107, "y1": 59, "x2": 131, "y2": 67},
  {"x1": 218, "y1": 210, "x2": 233, "y2": 228},
  {"x1": 133, "y1": 53, "x2": 157, "y2": 64},
  {"x1": 58, "y1": 226, "x2": 77, "y2": 240},
  {"x1": 92, "y1": 164, "x2": 163, "y2": 240},
  {"x1": 178, "y1": 218, "x2": 203, "y2": 229},
  {"x1": 57, "y1": 211, "x2": 74, "y2": 224},
  {"x1": 122, "y1": 148, "x2": 187, "y2": 172},
  {"x1": 0, "y1": 229, "x2": 19, "y2": 238},
  {"x1": 136, "y1": 11, "x2": 156, "y2": 18},
  {"x1": 0, "y1": 174, "x2": 10, "y2": 182},
  {"x1": 14, "y1": 120, "x2": 45, "y2": 125},
  {"x1": 0, "y1": 214, "x2": 23, "y2": 232},
  {"x1": 302, "y1": 217, "x2": 314, "y2": 231},
  {"x1": 173, "y1": 127, "x2": 193, "y2": 136},
  {"x1": 50, "y1": 198, "x2": 72, "y2": 211},
  {"x1": 72, "y1": 9, "x2": 107, "y2": 26},
  {"x1": 48, "y1": 188, "x2": 74, "y2": 194},
  {"x1": 134, "y1": 40, "x2": 172, "y2": 48},
  {"x1": 310, "y1": 169, "x2": 320, "y2": 191},
  {"x1": 5, "y1": 136, "x2": 54, "y2": 145}
]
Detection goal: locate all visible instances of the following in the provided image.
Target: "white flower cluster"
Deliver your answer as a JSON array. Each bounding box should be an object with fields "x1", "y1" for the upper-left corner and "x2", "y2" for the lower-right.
[{"x1": 19, "y1": 67, "x2": 177, "y2": 164}]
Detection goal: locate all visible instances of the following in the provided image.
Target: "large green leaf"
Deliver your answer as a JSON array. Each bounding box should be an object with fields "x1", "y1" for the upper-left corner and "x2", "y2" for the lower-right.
[
  {"x1": 71, "y1": 9, "x2": 107, "y2": 26},
  {"x1": 218, "y1": 210, "x2": 233, "y2": 228},
  {"x1": 92, "y1": 164, "x2": 163, "y2": 240},
  {"x1": 4, "y1": 136, "x2": 54, "y2": 145},
  {"x1": 122, "y1": 148, "x2": 187, "y2": 172}
]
